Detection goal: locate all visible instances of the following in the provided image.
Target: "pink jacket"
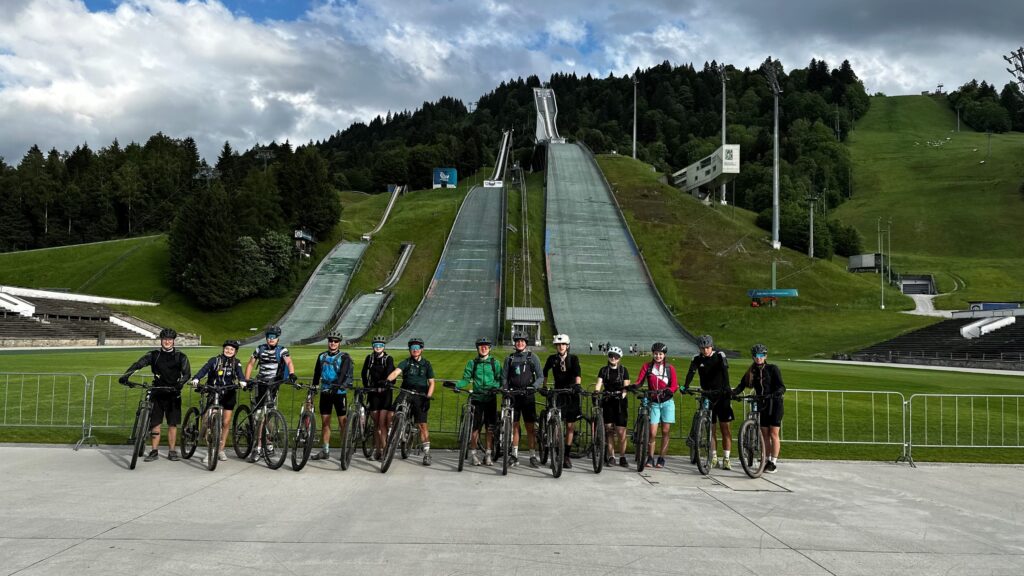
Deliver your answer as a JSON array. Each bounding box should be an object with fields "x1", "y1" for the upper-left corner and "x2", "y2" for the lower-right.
[{"x1": 636, "y1": 361, "x2": 678, "y2": 393}]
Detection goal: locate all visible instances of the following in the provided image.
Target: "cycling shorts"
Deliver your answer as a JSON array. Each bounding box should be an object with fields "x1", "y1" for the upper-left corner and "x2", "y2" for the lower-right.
[
  {"x1": 602, "y1": 396, "x2": 628, "y2": 427},
  {"x1": 650, "y1": 398, "x2": 675, "y2": 425},
  {"x1": 150, "y1": 392, "x2": 182, "y2": 427},
  {"x1": 555, "y1": 390, "x2": 581, "y2": 423},
  {"x1": 395, "y1": 391, "x2": 430, "y2": 424},
  {"x1": 711, "y1": 397, "x2": 734, "y2": 423},
  {"x1": 471, "y1": 396, "x2": 498, "y2": 430},
  {"x1": 512, "y1": 393, "x2": 537, "y2": 424},
  {"x1": 759, "y1": 397, "x2": 784, "y2": 428},
  {"x1": 367, "y1": 388, "x2": 393, "y2": 412},
  {"x1": 319, "y1": 391, "x2": 347, "y2": 417}
]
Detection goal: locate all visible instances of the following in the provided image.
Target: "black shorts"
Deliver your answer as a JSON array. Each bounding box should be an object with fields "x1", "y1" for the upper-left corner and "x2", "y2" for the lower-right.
[
  {"x1": 711, "y1": 397, "x2": 734, "y2": 423},
  {"x1": 511, "y1": 392, "x2": 537, "y2": 424},
  {"x1": 218, "y1": 389, "x2": 237, "y2": 411},
  {"x1": 150, "y1": 392, "x2": 182, "y2": 427},
  {"x1": 319, "y1": 392, "x2": 347, "y2": 417},
  {"x1": 602, "y1": 396, "x2": 628, "y2": 428},
  {"x1": 472, "y1": 396, "x2": 498, "y2": 430},
  {"x1": 395, "y1": 391, "x2": 430, "y2": 424},
  {"x1": 253, "y1": 383, "x2": 277, "y2": 410},
  {"x1": 555, "y1": 391, "x2": 581, "y2": 423},
  {"x1": 759, "y1": 397, "x2": 784, "y2": 428},
  {"x1": 367, "y1": 388, "x2": 393, "y2": 412}
]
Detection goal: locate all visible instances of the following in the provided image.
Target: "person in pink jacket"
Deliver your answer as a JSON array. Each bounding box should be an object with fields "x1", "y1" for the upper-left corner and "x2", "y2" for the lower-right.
[{"x1": 635, "y1": 342, "x2": 678, "y2": 468}]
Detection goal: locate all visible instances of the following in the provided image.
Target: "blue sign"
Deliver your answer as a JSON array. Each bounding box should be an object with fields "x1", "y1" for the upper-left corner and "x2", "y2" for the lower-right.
[
  {"x1": 432, "y1": 167, "x2": 458, "y2": 189},
  {"x1": 747, "y1": 289, "x2": 799, "y2": 298}
]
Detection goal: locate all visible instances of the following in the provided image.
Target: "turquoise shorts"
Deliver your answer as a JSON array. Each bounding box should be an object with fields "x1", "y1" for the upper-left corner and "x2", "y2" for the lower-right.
[{"x1": 649, "y1": 398, "x2": 675, "y2": 424}]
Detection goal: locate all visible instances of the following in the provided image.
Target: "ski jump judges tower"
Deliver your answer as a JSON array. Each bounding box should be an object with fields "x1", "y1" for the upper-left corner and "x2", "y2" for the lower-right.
[{"x1": 671, "y1": 144, "x2": 741, "y2": 204}]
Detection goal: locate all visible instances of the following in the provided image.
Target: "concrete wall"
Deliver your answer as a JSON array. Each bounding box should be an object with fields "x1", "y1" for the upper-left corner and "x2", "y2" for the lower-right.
[{"x1": 1, "y1": 286, "x2": 157, "y2": 306}]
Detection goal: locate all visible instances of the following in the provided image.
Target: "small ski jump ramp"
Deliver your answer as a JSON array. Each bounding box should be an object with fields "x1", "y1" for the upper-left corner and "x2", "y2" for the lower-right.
[{"x1": 276, "y1": 241, "x2": 367, "y2": 345}]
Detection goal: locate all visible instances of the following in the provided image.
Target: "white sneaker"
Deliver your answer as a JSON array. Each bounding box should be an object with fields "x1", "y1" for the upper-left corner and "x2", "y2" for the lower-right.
[
  {"x1": 484, "y1": 453, "x2": 493, "y2": 466},
  {"x1": 711, "y1": 455, "x2": 719, "y2": 469},
  {"x1": 218, "y1": 451, "x2": 228, "y2": 462},
  {"x1": 471, "y1": 451, "x2": 482, "y2": 466}
]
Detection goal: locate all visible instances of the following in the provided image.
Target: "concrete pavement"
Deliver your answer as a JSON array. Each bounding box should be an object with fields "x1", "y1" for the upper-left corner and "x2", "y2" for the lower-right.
[{"x1": 1, "y1": 445, "x2": 1022, "y2": 575}]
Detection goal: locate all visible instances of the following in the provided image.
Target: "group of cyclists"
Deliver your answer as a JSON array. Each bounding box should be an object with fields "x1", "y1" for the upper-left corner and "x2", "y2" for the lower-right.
[{"x1": 120, "y1": 326, "x2": 786, "y2": 474}]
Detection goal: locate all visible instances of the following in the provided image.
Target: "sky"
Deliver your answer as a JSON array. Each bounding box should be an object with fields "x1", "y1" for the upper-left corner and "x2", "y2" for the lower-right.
[{"x1": 1, "y1": 0, "x2": 1022, "y2": 164}]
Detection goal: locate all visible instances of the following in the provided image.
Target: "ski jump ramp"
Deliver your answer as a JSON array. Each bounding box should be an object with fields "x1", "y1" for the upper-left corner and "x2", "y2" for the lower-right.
[
  {"x1": 276, "y1": 241, "x2": 368, "y2": 345},
  {"x1": 392, "y1": 185, "x2": 504, "y2": 350},
  {"x1": 544, "y1": 142, "x2": 696, "y2": 355}
]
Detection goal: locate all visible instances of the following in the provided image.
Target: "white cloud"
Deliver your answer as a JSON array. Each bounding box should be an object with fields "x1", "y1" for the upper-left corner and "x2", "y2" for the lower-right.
[{"x1": 546, "y1": 19, "x2": 587, "y2": 46}]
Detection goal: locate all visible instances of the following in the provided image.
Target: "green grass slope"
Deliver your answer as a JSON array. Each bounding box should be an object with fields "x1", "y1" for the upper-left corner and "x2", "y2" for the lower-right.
[
  {"x1": 837, "y1": 95, "x2": 1024, "y2": 308},
  {"x1": 598, "y1": 154, "x2": 930, "y2": 358}
]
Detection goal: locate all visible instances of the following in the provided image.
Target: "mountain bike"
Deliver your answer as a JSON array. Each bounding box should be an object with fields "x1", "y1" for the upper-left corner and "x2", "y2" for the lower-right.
[
  {"x1": 536, "y1": 387, "x2": 577, "y2": 479},
  {"x1": 231, "y1": 388, "x2": 254, "y2": 460},
  {"x1": 495, "y1": 387, "x2": 533, "y2": 475},
  {"x1": 234, "y1": 378, "x2": 289, "y2": 469},
  {"x1": 342, "y1": 386, "x2": 386, "y2": 469},
  {"x1": 445, "y1": 381, "x2": 475, "y2": 472},
  {"x1": 575, "y1": 389, "x2": 617, "y2": 473},
  {"x1": 122, "y1": 379, "x2": 179, "y2": 470},
  {"x1": 627, "y1": 386, "x2": 662, "y2": 473},
  {"x1": 181, "y1": 382, "x2": 241, "y2": 471},
  {"x1": 290, "y1": 381, "x2": 318, "y2": 471},
  {"x1": 685, "y1": 388, "x2": 730, "y2": 476},
  {"x1": 379, "y1": 385, "x2": 430, "y2": 474},
  {"x1": 733, "y1": 393, "x2": 780, "y2": 478}
]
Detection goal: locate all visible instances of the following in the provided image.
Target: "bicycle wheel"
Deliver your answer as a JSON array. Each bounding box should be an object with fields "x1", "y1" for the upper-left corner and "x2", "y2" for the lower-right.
[
  {"x1": 260, "y1": 409, "x2": 288, "y2": 470},
  {"x1": 291, "y1": 410, "x2": 315, "y2": 472},
  {"x1": 591, "y1": 410, "x2": 605, "y2": 474},
  {"x1": 549, "y1": 417, "x2": 564, "y2": 479},
  {"x1": 342, "y1": 410, "x2": 358, "y2": 470},
  {"x1": 181, "y1": 407, "x2": 200, "y2": 459},
  {"x1": 537, "y1": 409, "x2": 549, "y2": 465},
  {"x1": 739, "y1": 419, "x2": 766, "y2": 478},
  {"x1": 695, "y1": 414, "x2": 713, "y2": 476},
  {"x1": 207, "y1": 409, "x2": 221, "y2": 471},
  {"x1": 571, "y1": 417, "x2": 589, "y2": 459},
  {"x1": 231, "y1": 404, "x2": 253, "y2": 459},
  {"x1": 687, "y1": 411, "x2": 701, "y2": 464},
  {"x1": 129, "y1": 406, "x2": 149, "y2": 470},
  {"x1": 500, "y1": 413, "x2": 512, "y2": 476},
  {"x1": 635, "y1": 413, "x2": 650, "y2": 473},
  {"x1": 380, "y1": 411, "x2": 405, "y2": 473},
  {"x1": 457, "y1": 405, "x2": 473, "y2": 472},
  {"x1": 361, "y1": 410, "x2": 375, "y2": 458},
  {"x1": 401, "y1": 418, "x2": 417, "y2": 459}
]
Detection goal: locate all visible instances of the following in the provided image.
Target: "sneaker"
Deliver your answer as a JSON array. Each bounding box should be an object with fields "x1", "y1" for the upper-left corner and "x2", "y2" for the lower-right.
[
  {"x1": 167, "y1": 450, "x2": 180, "y2": 461},
  {"x1": 656, "y1": 456, "x2": 666, "y2": 468},
  {"x1": 472, "y1": 451, "x2": 482, "y2": 466},
  {"x1": 423, "y1": 451, "x2": 432, "y2": 466},
  {"x1": 645, "y1": 455, "x2": 655, "y2": 468},
  {"x1": 144, "y1": 449, "x2": 159, "y2": 462},
  {"x1": 372, "y1": 449, "x2": 382, "y2": 461},
  {"x1": 266, "y1": 442, "x2": 275, "y2": 453},
  {"x1": 563, "y1": 455, "x2": 572, "y2": 469},
  {"x1": 510, "y1": 455, "x2": 519, "y2": 467},
  {"x1": 248, "y1": 448, "x2": 263, "y2": 463},
  {"x1": 619, "y1": 456, "x2": 628, "y2": 468},
  {"x1": 484, "y1": 453, "x2": 494, "y2": 466},
  {"x1": 722, "y1": 458, "x2": 732, "y2": 471},
  {"x1": 311, "y1": 449, "x2": 329, "y2": 461},
  {"x1": 529, "y1": 455, "x2": 539, "y2": 468},
  {"x1": 201, "y1": 452, "x2": 210, "y2": 465},
  {"x1": 605, "y1": 455, "x2": 615, "y2": 466},
  {"x1": 765, "y1": 461, "x2": 777, "y2": 474},
  {"x1": 218, "y1": 451, "x2": 227, "y2": 462},
  {"x1": 711, "y1": 455, "x2": 719, "y2": 469}
]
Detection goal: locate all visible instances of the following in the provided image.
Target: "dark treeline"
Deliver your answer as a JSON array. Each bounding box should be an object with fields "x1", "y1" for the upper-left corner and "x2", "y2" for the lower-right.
[
  {"x1": 1, "y1": 56, "x2": 873, "y2": 304},
  {"x1": 947, "y1": 79, "x2": 1024, "y2": 133}
]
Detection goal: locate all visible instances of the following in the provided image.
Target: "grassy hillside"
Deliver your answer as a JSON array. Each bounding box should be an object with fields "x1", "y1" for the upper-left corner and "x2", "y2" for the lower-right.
[
  {"x1": 597, "y1": 154, "x2": 930, "y2": 358},
  {"x1": 837, "y1": 95, "x2": 1024, "y2": 308}
]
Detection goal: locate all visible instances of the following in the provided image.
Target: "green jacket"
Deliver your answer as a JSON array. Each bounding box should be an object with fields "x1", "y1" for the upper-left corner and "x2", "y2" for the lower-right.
[{"x1": 456, "y1": 355, "x2": 503, "y2": 396}]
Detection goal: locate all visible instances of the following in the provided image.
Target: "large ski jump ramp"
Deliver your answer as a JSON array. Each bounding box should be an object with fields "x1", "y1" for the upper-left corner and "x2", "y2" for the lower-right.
[
  {"x1": 545, "y1": 142, "x2": 696, "y2": 355},
  {"x1": 392, "y1": 186, "x2": 504, "y2": 350}
]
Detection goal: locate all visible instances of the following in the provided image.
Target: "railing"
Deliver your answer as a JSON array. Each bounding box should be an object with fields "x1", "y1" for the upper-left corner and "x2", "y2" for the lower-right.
[
  {"x1": 781, "y1": 389, "x2": 906, "y2": 451},
  {"x1": 906, "y1": 393, "x2": 1024, "y2": 466},
  {"x1": 0, "y1": 372, "x2": 90, "y2": 445},
  {"x1": 855, "y1": 351, "x2": 1024, "y2": 362}
]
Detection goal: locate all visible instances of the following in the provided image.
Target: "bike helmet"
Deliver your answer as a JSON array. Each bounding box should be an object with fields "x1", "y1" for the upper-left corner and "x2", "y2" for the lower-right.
[
  {"x1": 552, "y1": 333, "x2": 570, "y2": 345},
  {"x1": 475, "y1": 336, "x2": 492, "y2": 347},
  {"x1": 512, "y1": 332, "x2": 528, "y2": 342},
  {"x1": 751, "y1": 343, "x2": 769, "y2": 357},
  {"x1": 371, "y1": 334, "x2": 387, "y2": 345},
  {"x1": 408, "y1": 337, "x2": 424, "y2": 349},
  {"x1": 223, "y1": 339, "x2": 241, "y2": 350},
  {"x1": 651, "y1": 342, "x2": 668, "y2": 354},
  {"x1": 696, "y1": 334, "x2": 714, "y2": 348},
  {"x1": 158, "y1": 327, "x2": 177, "y2": 339},
  {"x1": 265, "y1": 325, "x2": 282, "y2": 338},
  {"x1": 608, "y1": 346, "x2": 623, "y2": 358},
  {"x1": 327, "y1": 329, "x2": 343, "y2": 341}
]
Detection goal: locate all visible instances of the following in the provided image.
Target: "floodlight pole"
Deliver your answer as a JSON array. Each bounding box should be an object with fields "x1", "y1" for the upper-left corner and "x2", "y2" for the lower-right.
[
  {"x1": 762, "y1": 58, "x2": 783, "y2": 250},
  {"x1": 256, "y1": 148, "x2": 274, "y2": 173},
  {"x1": 1003, "y1": 47, "x2": 1024, "y2": 94},
  {"x1": 806, "y1": 195, "x2": 818, "y2": 259},
  {"x1": 718, "y1": 62, "x2": 728, "y2": 204},
  {"x1": 887, "y1": 217, "x2": 893, "y2": 285},
  {"x1": 632, "y1": 75, "x2": 638, "y2": 159},
  {"x1": 877, "y1": 217, "x2": 884, "y2": 309}
]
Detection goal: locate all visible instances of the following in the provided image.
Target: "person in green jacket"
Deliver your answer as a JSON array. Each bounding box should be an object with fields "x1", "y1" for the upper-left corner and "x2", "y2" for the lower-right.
[{"x1": 456, "y1": 337, "x2": 503, "y2": 466}]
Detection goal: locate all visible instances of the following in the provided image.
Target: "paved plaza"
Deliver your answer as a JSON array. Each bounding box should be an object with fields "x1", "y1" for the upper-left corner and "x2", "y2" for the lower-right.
[{"x1": 1, "y1": 445, "x2": 1021, "y2": 575}]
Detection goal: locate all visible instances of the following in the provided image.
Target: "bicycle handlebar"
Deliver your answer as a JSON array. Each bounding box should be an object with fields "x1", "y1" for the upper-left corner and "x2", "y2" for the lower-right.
[
  {"x1": 195, "y1": 383, "x2": 243, "y2": 394},
  {"x1": 122, "y1": 380, "x2": 179, "y2": 392}
]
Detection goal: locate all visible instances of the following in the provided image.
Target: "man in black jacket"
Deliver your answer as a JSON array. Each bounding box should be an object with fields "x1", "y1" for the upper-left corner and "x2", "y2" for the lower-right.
[{"x1": 119, "y1": 328, "x2": 191, "y2": 462}]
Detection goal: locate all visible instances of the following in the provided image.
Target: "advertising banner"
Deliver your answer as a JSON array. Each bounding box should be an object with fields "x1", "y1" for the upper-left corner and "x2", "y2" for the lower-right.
[{"x1": 432, "y1": 167, "x2": 458, "y2": 189}]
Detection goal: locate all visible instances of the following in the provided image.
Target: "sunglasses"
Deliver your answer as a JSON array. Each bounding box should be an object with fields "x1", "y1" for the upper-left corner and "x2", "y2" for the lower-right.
[
  {"x1": 755, "y1": 353, "x2": 767, "y2": 358},
  {"x1": 328, "y1": 338, "x2": 341, "y2": 344},
  {"x1": 372, "y1": 344, "x2": 385, "y2": 349},
  {"x1": 608, "y1": 354, "x2": 621, "y2": 360},
  {"x1": 409, "y1": 345, "x2": 422, "y2": 351},
  {"x1": 266, "y1": 334, "x2": 280, "y2": 339}
]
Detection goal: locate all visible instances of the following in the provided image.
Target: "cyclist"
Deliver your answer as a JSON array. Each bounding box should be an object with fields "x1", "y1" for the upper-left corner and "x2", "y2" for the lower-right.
[
  {"x1": 595, "y1": 345, "x2": 630, "y2": 468},
  {"x1": 360, "y1": 334, "x2": 396, "y2": 460},
  {"x1": 684, "y1": 334, "x2": 733, "y2": 470},
  {"x1": 502, "y1": 332, "x2": 543, "y2": 467},
  {"x1": 542, "y1": 333, "x2": 582, "y2": 470},
  {"x1": 384, "y1": 337, "x2": 435, "y2": 466},
  {"x1": 244, "y1": 325, "x2": 298, "y2": 462},
  {"x1": 118, "y1": 327, "x2": 191, "y2": 462},
  {"x1": 190, "y1": 339, "x2": 247, "y2": 464},
  {"x1": 635, "y1": 342, "x2": 678, "y2": 468},
  {"x1": 311, "y1": 330, "x2": 353, "y2": 461},
  {"x1": 733, "y1": 343, "x2": 786, "y2": 473},
  {"x1": 456, "y1": 337, "x2": 503, "y2": 466}
]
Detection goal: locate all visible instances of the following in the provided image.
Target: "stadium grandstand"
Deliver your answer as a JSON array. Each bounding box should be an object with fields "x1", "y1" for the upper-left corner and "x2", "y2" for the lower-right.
[{"x1": 852, "y1": 316, "x2": 1024, "y2": 368}]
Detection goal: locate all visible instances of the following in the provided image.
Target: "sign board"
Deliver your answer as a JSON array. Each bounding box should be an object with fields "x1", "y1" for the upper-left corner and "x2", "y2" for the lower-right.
[
  {"x1": 747, "y1": 289, "x2": 798, "y2": 299},
  {"x1": 671, "y1": 144, "x2": 741, "y2": 193},
  {"x1": 432, "y1": 167, "x2": 458, "y2": 189}
]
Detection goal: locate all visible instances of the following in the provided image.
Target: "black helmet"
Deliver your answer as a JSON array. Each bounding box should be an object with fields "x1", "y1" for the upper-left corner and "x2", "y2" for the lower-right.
[
  {"x1": 408, "y1": 337, "x2": 424, "y2": 349},
  {"x1": 751, "y1": 343, "x2": 768, "y2": 357},
  {"x1": 476, "y1": 337, "x2": 492, "y2": 347},
  {"x1": 651, "y1": 342, "x2": 667, "y2": 353},
  {"x1": 266, "y1": 325, "x2": 282, "y2": 338},
  {"x1": 327, "y1": 329, "x2": 343, "y2": 341},
  {"x1": 696, "y1": 334, "x2": 714, "y2": 348},
  {"x1": 371, "y1": 335, "x2": 387, "y2": 345},
  {"x1": 512, "y1": 332, "x2": 528, "y2": 342},
  {"x1": 158, "y1": 327, "x2": 177, "y2": 340},
  {"x1": 223, "y1": 339, "x2": 241, "y2": 350}
]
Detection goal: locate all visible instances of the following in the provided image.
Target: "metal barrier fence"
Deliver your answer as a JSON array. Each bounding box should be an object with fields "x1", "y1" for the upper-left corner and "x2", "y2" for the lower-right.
[
  {"x1": 906, "y1": 393, "x2": 1024, "y2": 466},
  {"x1": 0, "y1": 372, "x2": 90, "y2": 443}
]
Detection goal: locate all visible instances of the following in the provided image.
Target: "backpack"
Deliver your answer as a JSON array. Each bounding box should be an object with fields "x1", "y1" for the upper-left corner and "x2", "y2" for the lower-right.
[
  {"x1": 319, "y1": 352, "x2": 346, "y2": 386},
  {"x1": 508, "y1": 351, "x2": 537, "y2": 383},
  {"x1": 471, "y1": 357, "x2": 499, "y2": 382}
]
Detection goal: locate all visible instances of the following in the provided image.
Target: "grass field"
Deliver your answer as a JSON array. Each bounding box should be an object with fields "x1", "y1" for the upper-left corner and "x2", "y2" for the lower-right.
[
  {"x1": 503, "y1": 172, "x2": 554, "y2": 339},
  {"x1": 2, "y1": 347, "x2": 1020, "y2": 464},
  {"x1": 836, "y1": 95, "x2": 1024, "y2": 308}
]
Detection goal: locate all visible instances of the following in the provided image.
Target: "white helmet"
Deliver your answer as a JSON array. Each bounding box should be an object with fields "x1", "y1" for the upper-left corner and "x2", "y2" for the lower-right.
[
  {"x1": 607, "y1": 346, "x2": 623, "y2": 358},
  {"x1": 552, "y1": 333, "x2": 571, "y2": 345}
]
